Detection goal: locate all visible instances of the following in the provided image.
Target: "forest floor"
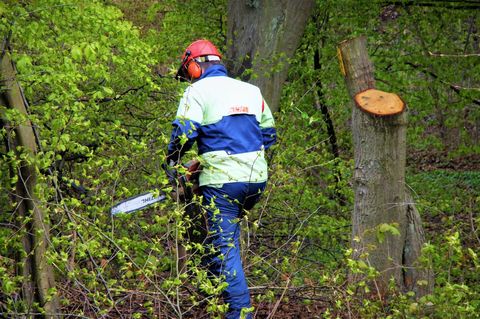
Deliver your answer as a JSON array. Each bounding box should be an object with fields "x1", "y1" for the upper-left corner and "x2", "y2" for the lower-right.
[
  {"x1": 408, "y1": 150, "x2": 480, "y2": 172},
  {"x1": 59, "y1": 151, "x2": 479, "y2": 318},
  {"x1": 61, "y1": 288, "x2": 332, "y2": 318}
]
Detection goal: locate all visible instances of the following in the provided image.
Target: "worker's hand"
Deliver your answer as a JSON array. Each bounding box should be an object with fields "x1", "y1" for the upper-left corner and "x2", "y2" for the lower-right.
[
  {"x1": 184, "y1": 159, "x2": 201, "y2": 195},
  {"x1": 184, "y1": 159, "x2": 201, "y2": 177}
]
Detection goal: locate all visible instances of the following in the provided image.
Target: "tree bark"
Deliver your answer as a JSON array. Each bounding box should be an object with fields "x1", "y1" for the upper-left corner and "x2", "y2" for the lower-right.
[
  {"x1": 337, "y1": 36, "x2": 433, "y2": 297},
  {"x1": 1, "y1": 45, "x2": 60, "y2": 318},
  {"x1": 403, "y1": 191, "x2": 435, "y2": 296},
  {"x1": 226, "y1": 0, "x2": 315, "y2": 112}
]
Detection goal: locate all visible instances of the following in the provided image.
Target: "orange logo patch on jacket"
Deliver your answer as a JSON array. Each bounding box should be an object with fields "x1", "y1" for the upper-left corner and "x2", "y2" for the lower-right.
[{"x1": 229, "y1": 105, "x2": 249, "y2": 114}]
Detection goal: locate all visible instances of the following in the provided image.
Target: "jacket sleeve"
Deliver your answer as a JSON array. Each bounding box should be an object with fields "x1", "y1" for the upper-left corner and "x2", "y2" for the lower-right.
[
  {"x1": 166, "y1": 87, "x2": 203, "y2": 164},
  {"x1": 260, "y1": 99, "x2": 277, "y2": 150}
]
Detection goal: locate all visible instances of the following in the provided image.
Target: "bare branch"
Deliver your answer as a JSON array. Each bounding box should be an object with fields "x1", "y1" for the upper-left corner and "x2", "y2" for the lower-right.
[
  {"x1": 405, "y1": 61, "x2": 480, "y2": 106},
  {"x1": 428, "y1": 51, "x2": 480, "y2": 57}
]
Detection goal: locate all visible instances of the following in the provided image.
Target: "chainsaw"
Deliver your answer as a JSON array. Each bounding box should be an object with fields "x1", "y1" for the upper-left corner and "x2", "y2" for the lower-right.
[
  {"x1": 110, "y1": 160, "x2": 206, "y2": 244},
  {"x1": 110, "y1": 160, "x2": 201, "y2": 216}
]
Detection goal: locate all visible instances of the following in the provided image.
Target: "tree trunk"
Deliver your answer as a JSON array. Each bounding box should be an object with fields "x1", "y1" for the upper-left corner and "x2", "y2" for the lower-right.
[
  {"x1": 337, "y1": 36, "x2": 433, "y2": 297},
  {"x1": 226, "y1": 0, "x2": 315, "y2": 112},
  {"x1": 1, "y1": 45, "x2": 60, "y2": 318}
]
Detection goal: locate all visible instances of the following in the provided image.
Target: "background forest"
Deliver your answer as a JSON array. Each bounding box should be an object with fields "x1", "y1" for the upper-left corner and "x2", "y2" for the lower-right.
[{"x1": 0, "y1": 0, "x2": 479, "y2": 318}]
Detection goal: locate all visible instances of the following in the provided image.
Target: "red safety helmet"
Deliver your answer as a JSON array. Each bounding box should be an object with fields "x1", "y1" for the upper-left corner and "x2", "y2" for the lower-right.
[{"x1": 178, "y1": 39, "x2": 222, "y2": 80}]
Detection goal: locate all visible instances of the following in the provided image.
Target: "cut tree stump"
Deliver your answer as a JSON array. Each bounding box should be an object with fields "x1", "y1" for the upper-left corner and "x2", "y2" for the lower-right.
[
  {"x1": 338, "y1": 36, "x2": 433, "y2": 298},
  {"x1": 354, "y1": 88, "x2": 405, "y2": 116}
]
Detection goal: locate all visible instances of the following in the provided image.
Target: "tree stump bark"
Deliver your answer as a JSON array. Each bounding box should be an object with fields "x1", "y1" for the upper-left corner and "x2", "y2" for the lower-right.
[{"x1": 337, "y1": 36, "x2": 433, "y2": 297}]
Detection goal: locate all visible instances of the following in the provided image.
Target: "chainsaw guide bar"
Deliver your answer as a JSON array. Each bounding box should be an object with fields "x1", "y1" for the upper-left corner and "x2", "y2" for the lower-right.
[{"x1": 110, "y1": 192, "x2": 166, "y2": 215}]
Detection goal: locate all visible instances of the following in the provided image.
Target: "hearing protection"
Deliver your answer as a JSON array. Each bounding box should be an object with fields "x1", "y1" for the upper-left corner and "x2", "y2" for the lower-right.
[
  {"x1": 183, "y1": 55, "x2": 222, "y2": 80},
  {"x1": 184, "y1": 51, "x2": 203, "y2": 80}
]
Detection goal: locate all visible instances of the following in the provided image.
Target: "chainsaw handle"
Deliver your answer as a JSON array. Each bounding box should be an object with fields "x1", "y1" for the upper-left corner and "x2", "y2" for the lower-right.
[
  {"x1": 183, "y1": 159, "x2": 201, "y2": 182},
  {"x1": 162, "y1": 159, "x2": 201, "y2": 202}
]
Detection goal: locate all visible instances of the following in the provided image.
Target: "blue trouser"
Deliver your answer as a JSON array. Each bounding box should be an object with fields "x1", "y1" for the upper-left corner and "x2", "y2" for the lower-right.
[{"x1": 201, "y1": 182, "x2": 266, "y2": 319}]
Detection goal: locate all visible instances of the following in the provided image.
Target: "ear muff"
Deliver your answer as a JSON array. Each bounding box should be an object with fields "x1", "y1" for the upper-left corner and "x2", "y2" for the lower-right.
[{"x1": 186, "y1": 60, "x2": 202, "y2": 79}]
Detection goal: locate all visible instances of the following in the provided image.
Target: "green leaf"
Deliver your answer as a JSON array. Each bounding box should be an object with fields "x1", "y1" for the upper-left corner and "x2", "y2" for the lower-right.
[
  {"x1": 71, "y1": 45, "x2": 83, "y2": 61},
  {"x1": 16, "y1": 55, "x2": 32, "y2": 73},
  {"x1": 376, "y1": 223, "x2": 400, "y2": 243},
  {"x1": 84, "y1": 44, "x2": 96, "y2": 61},
  {"x1": 103, "y1": 87, "x2": 114, "y2": 95}
]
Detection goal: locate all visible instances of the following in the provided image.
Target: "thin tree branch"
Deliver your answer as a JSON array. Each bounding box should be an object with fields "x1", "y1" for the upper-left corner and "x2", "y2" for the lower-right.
[
  {"x1": 405, "y1": 61, "x2": 480, "y2": 106},
  {"x1": 428, "y1": 51, "x2": 480, "y2": 57},
  {"x1": 385, "y1": 0, "x2": 480, "y2": 10}
]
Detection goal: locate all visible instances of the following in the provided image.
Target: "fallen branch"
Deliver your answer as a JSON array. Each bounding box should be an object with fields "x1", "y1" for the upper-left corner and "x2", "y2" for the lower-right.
[{"x1": 428, "y1": 51, "x2": 480, "y2": 58}]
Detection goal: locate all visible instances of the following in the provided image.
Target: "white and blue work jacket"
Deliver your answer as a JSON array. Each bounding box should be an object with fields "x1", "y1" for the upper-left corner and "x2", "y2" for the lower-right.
[{"x1": 167, "y1": 65, "x2": 277, "y2": 187}]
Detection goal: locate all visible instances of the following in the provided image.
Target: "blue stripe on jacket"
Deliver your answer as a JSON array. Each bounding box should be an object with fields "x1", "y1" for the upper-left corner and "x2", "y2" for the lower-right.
[
  {"x1": 261, "y1": 127, "x2": 277, "y2": 150},
  {"x1": 196, "y1": 114, "x2": 263, "y2": 155},
  {"x1": 168, "y1": 114, "x2": 276, "y2": 157}
]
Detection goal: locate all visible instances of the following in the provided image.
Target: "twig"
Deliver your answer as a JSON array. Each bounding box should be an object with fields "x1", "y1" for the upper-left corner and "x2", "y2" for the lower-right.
[
  {"x1": 469, "y1": 198, "x2": 480, "y2": 246},
  {"x1": 266, "y1": 277, "x2": 290, "y2": 319},
  {"x1": 0, "y1": 313, "x2": 90, "y2": 319},
  {"x1": 405, "y1": 61, "x2": 480, "y2": 106}
]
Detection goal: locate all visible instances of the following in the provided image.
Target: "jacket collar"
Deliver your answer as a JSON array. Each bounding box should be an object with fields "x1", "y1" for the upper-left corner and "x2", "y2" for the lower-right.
[{"x1": 199, "y1": 64, "x2": 227, "y2": 80}]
